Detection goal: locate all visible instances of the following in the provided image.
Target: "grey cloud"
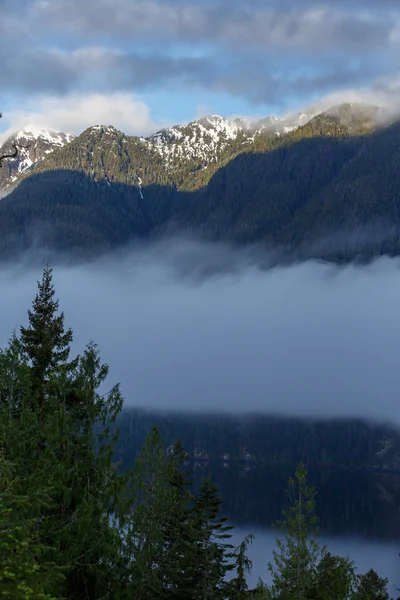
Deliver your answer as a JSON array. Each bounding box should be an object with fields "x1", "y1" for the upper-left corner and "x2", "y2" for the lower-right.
[
  {"x1": 280, "y1": 64, "x2": 382, "y2": 101},
  {"x1": 0, "y1": 48, "x2": 79, "y2": 94},
  {"x1": 2, "y1": 239, "x2": 400, "y2": 427},
  {"x1": 1, "y1": 0, "x2": 397, "y2": 107},
  {"x1": 101, "y1": 52, "x2": 211, "y2": 90},
  {"x1": 30, "y1": 0, "x2": 395, "y2": 54},
  {"x1": 221, "y1": 9, "x2": 391, "y2": 54},
  {"x1": 0, "y1": 40, "x2": 384, "y2": 109},
  {"x1": 0, "y1": 42, "x2": 211, "y2": 95},
  {"x1": 205, "y1": 57, "x2": 381, "y2": 106}
]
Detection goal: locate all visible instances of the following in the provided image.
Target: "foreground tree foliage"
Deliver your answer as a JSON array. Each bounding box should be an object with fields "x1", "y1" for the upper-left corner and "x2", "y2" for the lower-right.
[
  {"x1": 0, "y1": 267, "x2": 393, "y2": 599},
  {"x1": 253, "y1": 465, "x2": 390, "y2": 600}
]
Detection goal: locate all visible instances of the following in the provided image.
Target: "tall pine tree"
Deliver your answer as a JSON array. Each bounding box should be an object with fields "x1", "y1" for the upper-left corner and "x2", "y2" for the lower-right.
[
  {"x1": 20, "y1": 265, "x2": 75, "y2": 408},
  {"x1": 12, "y1": 267, "x2": 131, "y2": 599},
  {"x1": 191, "y1": 476, "x2": 235, "y2": 600},
  {"x1": 228, "y1": 534, "x2": 255, "y2": 599},
  {"x1": 266, "y1": 463, "x2": 323, "y2": 599}
]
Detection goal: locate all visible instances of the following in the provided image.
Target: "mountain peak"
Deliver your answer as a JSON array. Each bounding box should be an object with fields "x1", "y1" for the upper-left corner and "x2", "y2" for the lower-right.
[
  {"x1": 85, "y1": 125, "x2": 121, "y2": 136},
  {"x1": 0, "y1": 127, "x2": 75, "y2": 193},
  {"x1": 14, "y1": 126, "x2": 75, "y2": 146}
]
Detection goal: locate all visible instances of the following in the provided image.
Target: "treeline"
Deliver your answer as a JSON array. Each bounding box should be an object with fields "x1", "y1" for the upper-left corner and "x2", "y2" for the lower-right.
[
  {"x1": 185, "y1": 462, "x2": 400, "y2": 542},
  {"x1": 114, "y1": 409, "x2": 399, "y2": 470},
  {"x1": 0, "y1": 267, "x2": 393, "y2": 598}
]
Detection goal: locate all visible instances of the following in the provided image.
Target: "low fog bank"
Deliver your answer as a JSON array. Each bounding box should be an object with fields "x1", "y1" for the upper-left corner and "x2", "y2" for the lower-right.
[{"x1": 2, "y1": 238, "x2": 400, "y2": 425}]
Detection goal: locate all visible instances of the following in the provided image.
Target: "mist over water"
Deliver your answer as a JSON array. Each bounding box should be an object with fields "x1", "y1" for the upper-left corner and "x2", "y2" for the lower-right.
[{"x1": 2, "y1": 238, "x2": 400, "y2": 425}]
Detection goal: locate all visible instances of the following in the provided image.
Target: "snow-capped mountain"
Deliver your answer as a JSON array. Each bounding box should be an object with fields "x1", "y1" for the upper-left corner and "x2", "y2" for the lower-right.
[
  {"x1": 147, "y1": 115, "x2": 243, "y2": 169},
  {"x1": 145, "y1": 111, "x2": 317, "y2": 173},
  {"x1": 0, "y1": 103, "x2": 382, "y2": 194},
  {"x1": 0, "y1": 127, "x2": 75, "y2": 192},
  {"x1": 233, "y1": 111, "x2": 316, "y2": 135}
]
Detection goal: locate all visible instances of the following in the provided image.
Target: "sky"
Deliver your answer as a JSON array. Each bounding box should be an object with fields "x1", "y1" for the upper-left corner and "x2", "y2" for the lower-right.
[
  {"x1": 2, "y1": 239, "x2": 400, "y2": 426},
  {"x1": 1, "y1": 0, "x2": 400, "y2": 137}
]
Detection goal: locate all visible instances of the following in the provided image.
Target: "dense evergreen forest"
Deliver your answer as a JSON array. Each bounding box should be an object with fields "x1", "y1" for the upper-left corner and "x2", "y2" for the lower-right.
[
  {"x1": 0, "y1": 266, "x2": 395, "y2": 598},
  {"x1": 2, "y1": 108, "x2": 400, "y2": 264},
  {"x1": 114, "y1": 409, "x2": 400, "y2": 470}
]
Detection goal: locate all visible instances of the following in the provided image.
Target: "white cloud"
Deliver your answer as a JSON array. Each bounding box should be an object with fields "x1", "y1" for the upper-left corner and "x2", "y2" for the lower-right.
[
  {"x1": 277, "y1": 75, "x2": 400, "y2": 124},
  {"x1": 0, "y1": 92, "x2": 170, "y2": 141}
]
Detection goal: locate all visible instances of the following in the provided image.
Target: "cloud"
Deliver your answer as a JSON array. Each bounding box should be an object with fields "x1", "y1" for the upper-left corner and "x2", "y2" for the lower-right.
[
  {"x1": 0, "y1": 92, "x2": 168, "y2": 139},
  {"x1": 1, "y1": 0, "x2": 400, "y2": 114},
  {"x1": 2, "y1": 239, "x2": 400, "y2": 427},
  {"x1": 298, "y1": 76, "x2": 400, "y2": 122},
  {"x1": 27, "y1": 0, "x2": 395, "y2": 53},
  {"x1": 2, "y1": 71, "x2": 400, "y2": 143},
  {"x1": 0, "y1": 42, "x2": 211, "y2": 97}
]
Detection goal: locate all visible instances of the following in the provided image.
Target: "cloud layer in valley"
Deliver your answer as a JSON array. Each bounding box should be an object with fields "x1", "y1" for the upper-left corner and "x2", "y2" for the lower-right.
[{"x1": 1, "y1": 239, "x2": 400, "y2": 426}]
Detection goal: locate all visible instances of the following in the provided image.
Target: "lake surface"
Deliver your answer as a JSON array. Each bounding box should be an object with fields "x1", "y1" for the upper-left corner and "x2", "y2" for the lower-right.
[{"x1": 192, "y1": 463, "x2": 400, "y2": 591}]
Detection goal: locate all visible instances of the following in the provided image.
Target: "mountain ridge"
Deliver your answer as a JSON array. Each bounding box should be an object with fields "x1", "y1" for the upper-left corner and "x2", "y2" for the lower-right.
[
  {"x1": 0, "y1": 101, "x2": 398, "y2": 265},
  {"x1": 0, "y1": 102, "x2": 384, "y2": 193}
]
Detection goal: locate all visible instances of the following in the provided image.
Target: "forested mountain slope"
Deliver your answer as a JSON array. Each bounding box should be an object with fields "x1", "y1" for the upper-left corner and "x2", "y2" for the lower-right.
[
  {"x1": 114, "y1": 408, "x2": 400, "y2": 471},
  {"x1": 0, "y1": 103, "x2": 398, "y2": 263}
]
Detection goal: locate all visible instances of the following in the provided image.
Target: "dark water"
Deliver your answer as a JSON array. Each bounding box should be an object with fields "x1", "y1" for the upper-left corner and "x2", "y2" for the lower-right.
[{"x1": 192, "y1": 463, "x2": 400, "y2": 591}]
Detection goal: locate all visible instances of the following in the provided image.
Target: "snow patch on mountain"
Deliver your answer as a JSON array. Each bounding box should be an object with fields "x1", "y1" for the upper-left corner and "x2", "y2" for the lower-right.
[
  {"x1": 87, "y1": 125, "x2": 121, "y2": 137},
  {"x1": 147, "y1": 115, "x2": 244, "y2": 170},
  {"x1": 15, "y1": 128, "x2": 75, "y2": 147},
  {"x1": 0, "y1": 127, "x2": 76, "y2": 192},
  {"x1": 144, "y1": 112, "x2": 316, "y2": 172}
]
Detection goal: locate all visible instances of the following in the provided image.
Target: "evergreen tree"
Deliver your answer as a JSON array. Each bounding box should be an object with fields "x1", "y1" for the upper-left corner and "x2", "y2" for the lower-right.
[
  {"x1": 228, "y1": 533, "x2": 255, "y2": 599},
  {"x1": 0, "y1": 419, "x2": 65, "y2": 599},
  {"x1": 20, "y1": 265, "x2": 75, "y2": 408},
  {"x1": 191, "y1": 476, "x2": 235, "y2": 600},
  {"x1": 251, "y1": 579, "x2": 271, "y2": 600},
  {"x1": 124, "y1": 425, "x2": 173, "y2": 598},
  {"x1": 261, "y1": 465, "x2": 390, "y2": 600},
  {"x1": 352, "y1": 569, "x2": 390, "y2": 600},
  {"x1": 310, "y1": 552, "x2": 355, "y2": 599},
  {"x1": 0, "y1": 330, "x2": 32, "y2": 415},
  {"x1": 160, "y1": 438, "x2": 199, "y2": 599},
  {"x1": 123, "y1": 429, "x2": 237, "y2": 600},
  {"x1": 37, "y1": 342, "x2": 129, "y2": 600},
  {"x1": 7, "y1": 267, "x2": 130, "y2": 599},
  {"x1": 0, "y1": 479, "x2": 60, "y2": 599},
  {"x1": 267, "y1": 463, "x2": 322, "y2": 599}
]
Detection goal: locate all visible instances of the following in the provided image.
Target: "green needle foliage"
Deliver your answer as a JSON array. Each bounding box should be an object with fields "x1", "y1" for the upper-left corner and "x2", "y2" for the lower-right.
[
  {"x1": 0, "y1": 456, "x2": 65, "y2": 600},
  {"x1": 267, "y1": 463, "x2": 323, "y2": 598},
  {"x1": 256, "y1": 463, "x2": 390, "y2": 600}
]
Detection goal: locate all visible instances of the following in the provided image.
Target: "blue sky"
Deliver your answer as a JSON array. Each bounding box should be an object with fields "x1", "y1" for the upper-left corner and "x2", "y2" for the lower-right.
[{"x1": 1, "y1": 0, "x2": 400, "y2": 138}]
